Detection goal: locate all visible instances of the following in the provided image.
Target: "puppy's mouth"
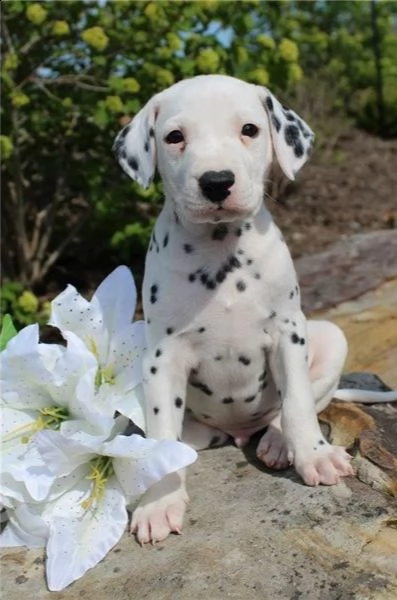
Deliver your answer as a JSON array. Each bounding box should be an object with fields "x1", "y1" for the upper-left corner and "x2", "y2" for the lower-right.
[{"x1": 189, "y1": 205, "x2": 251, "y2": 224}]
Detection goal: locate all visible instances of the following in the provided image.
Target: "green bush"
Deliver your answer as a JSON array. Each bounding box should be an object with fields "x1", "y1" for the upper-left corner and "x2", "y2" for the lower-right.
[{"x1": 0, "y1": 280, "x2": 50, "y2": 330}]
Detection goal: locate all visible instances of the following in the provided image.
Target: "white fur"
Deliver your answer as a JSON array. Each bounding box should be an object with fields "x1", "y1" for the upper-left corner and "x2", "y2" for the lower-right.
[{"x1": 114, "y1": 75, "x2": 394, "y2": 544}]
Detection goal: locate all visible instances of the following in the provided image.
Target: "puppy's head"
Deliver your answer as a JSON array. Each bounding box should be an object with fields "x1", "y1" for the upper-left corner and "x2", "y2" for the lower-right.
[{"x1": 114, "y1": 75, "x2": 314, "y2": 224}]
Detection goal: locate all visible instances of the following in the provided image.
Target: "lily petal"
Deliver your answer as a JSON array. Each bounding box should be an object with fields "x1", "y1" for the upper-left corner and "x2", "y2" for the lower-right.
[
  {"x1": 91, "y1": 266, "x2": 137, "y2": 336},
  {"x1": 34, "y1": 430, "x2": 98, "y2": 477},
  {"x1": 111, "y1": 384, "x2": 146, "y2": 431},
  {"x1": 104, "y1": 435, "x2": 198, "y2": 497},
  {"x1": 109, "y1": 321, "x2": 146, "y2": 386},
  {"x1": 46, "y1": 477, "x2": 127, "y2": 591},
  {"x1": 0, "y1": 502, "x2": 49, "y2": 548}
]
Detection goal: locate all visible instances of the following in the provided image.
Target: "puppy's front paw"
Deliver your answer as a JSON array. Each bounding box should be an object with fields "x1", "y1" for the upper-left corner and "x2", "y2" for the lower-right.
[
  {"x1": 130, "y1": 472, "x2": 188, "y2": 544},
  {"x1": 294, "y1": 443, "x2": 353, "y2": 486}
]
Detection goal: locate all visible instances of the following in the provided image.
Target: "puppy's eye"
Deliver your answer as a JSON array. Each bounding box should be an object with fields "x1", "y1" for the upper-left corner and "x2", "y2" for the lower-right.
[
  {"x1": 241, "y1": 123, "x2": 259, "y2": 138},
  {"x1": 165, "y1": 130, "x2": 184, "y2": 144}
]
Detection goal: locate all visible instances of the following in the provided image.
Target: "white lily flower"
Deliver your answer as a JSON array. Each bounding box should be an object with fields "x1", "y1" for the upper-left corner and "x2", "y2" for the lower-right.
[
  {"x1": 0, "y1": 429, "x2": 198, "y2": 591},
  {"x1": 49, "y1": 266, "x2": 146, "y2": 428},
  {"x1": 0, "y1": 324, "x2": 115, "y2": 504}
]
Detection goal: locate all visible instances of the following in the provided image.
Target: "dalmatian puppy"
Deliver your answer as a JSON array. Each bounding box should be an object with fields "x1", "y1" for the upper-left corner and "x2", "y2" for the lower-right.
[{"x1": 114, "y1": 75, "x2": 397, "y2": 544}]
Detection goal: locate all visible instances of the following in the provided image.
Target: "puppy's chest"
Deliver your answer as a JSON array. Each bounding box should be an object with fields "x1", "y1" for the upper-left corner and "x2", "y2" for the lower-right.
[{"x1": 143, "y1": 214, "x2": 300, "y2": 359}]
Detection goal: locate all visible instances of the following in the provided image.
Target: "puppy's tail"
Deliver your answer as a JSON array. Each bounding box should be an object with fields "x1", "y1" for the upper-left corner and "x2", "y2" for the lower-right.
[{"x1": 333, "y1": 389, "x2": 397, "y2": 403}]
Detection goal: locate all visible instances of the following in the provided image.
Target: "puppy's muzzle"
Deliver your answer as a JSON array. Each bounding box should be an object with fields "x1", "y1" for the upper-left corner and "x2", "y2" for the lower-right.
[{"x1": 198, "y1": 170, "x2": 235, "y2": 204}]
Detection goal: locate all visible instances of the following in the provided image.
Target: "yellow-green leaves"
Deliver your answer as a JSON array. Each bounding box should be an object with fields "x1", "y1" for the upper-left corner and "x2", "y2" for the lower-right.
[
  {"x1": 197, "y1": 48, "x2": 220, "y2": 73},
  {"x1": 81, "y1": 26, "x2": 109, "y2": 52},
  {"x1": 279, "y1": 38, "x2": 299, "y2": 63},
  {"x1": 18, "y1": 291, "x2": 39, "y2": 314},
  {"x1": 10, "y1": 91, "x2": 30, "y2": 108},
  {"x1": 52, "y1": 21, "x2": 70, "y2": 36},
  {"x1": 0, "y1": 135, "x2": 13, "y2": 160},
  {"x1": 105, "y1": 96, "x2": 123, "y2": 113},
  {"x1": 26, "y1": 3, "x2": 47, "y2": 26}
]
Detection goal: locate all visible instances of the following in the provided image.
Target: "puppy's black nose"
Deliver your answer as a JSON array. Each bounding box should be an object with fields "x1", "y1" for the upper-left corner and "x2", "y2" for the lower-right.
[{"x1": 198, "y1": 170, "x2": 235, "y2": 204}]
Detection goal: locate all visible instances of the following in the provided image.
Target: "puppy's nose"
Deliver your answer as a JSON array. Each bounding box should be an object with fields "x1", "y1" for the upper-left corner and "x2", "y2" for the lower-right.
[{"x1": 198, "y1": 170, "x2": 235, "y2": 204}]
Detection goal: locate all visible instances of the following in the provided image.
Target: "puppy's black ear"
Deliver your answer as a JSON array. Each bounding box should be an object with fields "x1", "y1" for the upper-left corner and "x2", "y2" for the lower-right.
[
  {"x1": 258, "y1": 87, "x2": 314, "y2": 180},
  {"x1": 113, "y1": 94, "x2": 162, "y2": 189}
]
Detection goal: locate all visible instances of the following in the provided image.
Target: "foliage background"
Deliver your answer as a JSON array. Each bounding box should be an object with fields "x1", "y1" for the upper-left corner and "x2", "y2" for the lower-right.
[{"x1": 1, "y1": 0, "x2": 397, "y2": 325}]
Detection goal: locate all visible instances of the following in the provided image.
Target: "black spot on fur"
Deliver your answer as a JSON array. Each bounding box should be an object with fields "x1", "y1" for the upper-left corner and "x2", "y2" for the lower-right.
[
  {"x1": 246, "y1": 258, "x2": 253, "y2": 265},
  {"x1": 244, "y1": 222, "x2": 252, "y2": 231},
  {"x1": 222, "y1": 397, "x2": 234, "y2": 404},
  {"x1": 297, "y1": 119, "x2": 312, "y2": 139},
  {"x1": 163, "y1": 233, "x2": 169, "y2": 248},
  {"x1": 271, "y1": 114, "x2": 281, "y2": 132},
  {"x1": 206, "y1": 279, "x2": 216, "y2": 290},
  {"x1": 212, "y1": 224, "x2": 229, "y2": 241},
  {"x1": 229, "y1": 256, "x2": 242, "y2": 269},
  {"x1": 216, "y1": 269, "x2": 226, "y2": 283},
  {"x1": 238, "y1": 355, "x2": 251, "y2": 366},
  {"x1": 200, "y1": 273, "x2": 208, "y2": 285},
  {"x1": 270, "y1": 310, "x2": 277, "y2": 319},
  {"x1": 127, "y1": 156, "x2": 139, "y2": 171},
  {"x1": 284, "y1": 124, "x2": 300, "y2": 146},
  {"x1": 285, "y1": 111, "x2": 296, "y2": 122},
  {"x1": 319, "y1": 440, "x2": 325, "y2": 445},
  {"x1": 258, "y1": 369, "x2": 267, "y2": 382},
  {"x1": 244, "y1": 395, "x2": 256, "y2": 403},
  {"x1": 235, "y1": 227, "x2": 243, "y2": 237},
  {"x1": 289, "y1": 290, "x2": 294, "y2": 299},
  {"x1": 265, "y1": 96, "x2": 273, "y2": 111},
  {"x1": 144, "y1": 140, "x2": 150, "y2": 152},
  {"x1": 291, "y1": 332, "x2": 300, "y2": 344},
  {"x1": 190, "y1": 380, "x2": 213, "y2": 396},
  {"x1": 236, "y1": 280, "x2": 246, "y2": 292},
  {"x1": 188, "y1": 273, "x2": 196, "y2": 282},
  {"x1": 166, "y1": 327, "x2": 174, "y2": 335},
  {"x1": 254, "y1": 273, "x2": 261, "y2": 279},
  {"x1": 155, "y1": 348, "x2": 162, "y2": 358},
  {"x1": 184, "y1": 243, "x2": 194, "y2": 254},
  {"x1": 153, "y1": 407, "x2": 159, "y2": 415},
  {"x1": 150, "y1": 283, "x2": 158, "y2": 304},
  {"x1": 197, "y1": 327, "x2": 206, "y2": 333},
  {"x1": 175, "y1": 397, "x2": 183, "y2": 408},
  {"x1": 150, "y1": 366, "x2": 157, "y2": 374},
  {"x1": 294, "y1": 140, "x2": 304, "y2": 158},
  {"x1": 149, "y1": 127, "x2": 155, "y2": 137},
  {"x1": 300, "y1": 337, "x2": 306, "y2": 345},
  {"x1": 214, "y1": 355, "x2": 223, "y2": 361}
]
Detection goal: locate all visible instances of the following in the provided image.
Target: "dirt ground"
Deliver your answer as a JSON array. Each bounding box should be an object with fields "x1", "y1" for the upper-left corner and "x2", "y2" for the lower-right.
[{"x1": 270, "y1": 128, "x2": 397, "y2": 259}]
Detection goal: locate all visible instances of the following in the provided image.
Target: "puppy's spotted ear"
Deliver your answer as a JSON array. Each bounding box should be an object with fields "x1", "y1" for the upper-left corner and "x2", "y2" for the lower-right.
[
  {"x1": 113, "y1": 94, "x2": 161, "y2": 189},
  {"x1": 259, "y1": 88, "x2": 314, "y2": 180}
]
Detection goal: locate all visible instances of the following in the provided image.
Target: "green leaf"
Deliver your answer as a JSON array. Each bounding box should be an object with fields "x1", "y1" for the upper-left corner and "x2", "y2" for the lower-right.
[{"x1": 0, "y1": 314, "x2": 18, "y2": 351}]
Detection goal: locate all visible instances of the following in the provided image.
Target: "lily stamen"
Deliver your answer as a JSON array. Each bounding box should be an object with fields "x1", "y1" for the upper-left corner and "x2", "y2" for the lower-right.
[{"x1": 81, "y1": 456, "x2": 115, "y2": 511}]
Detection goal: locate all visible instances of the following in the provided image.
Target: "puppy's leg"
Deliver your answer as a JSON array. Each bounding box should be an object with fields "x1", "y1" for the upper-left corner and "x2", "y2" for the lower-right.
[
  {"x1": 258, "y1": 319, "x2": 353, "y2": 485},
  {"x1": 130, "y1": 343, "x2": 192, "y2": 544},
  {"x1": 182, "y1": 410, "x2": 229, "y2": 451}
]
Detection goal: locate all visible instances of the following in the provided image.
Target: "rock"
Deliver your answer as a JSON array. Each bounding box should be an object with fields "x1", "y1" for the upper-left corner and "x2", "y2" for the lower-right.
[
  {"x1": 339, "y1": 373, "x2": 392, "y2": 393},
  {"x1": 296, "y1": 230, "x2": 397, "y2": 312}
]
